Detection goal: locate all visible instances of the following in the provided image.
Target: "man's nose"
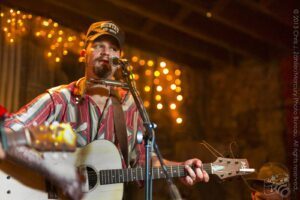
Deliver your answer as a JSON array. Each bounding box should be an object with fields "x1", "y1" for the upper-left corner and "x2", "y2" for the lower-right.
[{"x1": 99, "y1": 46, "x2": 109, "y2": 56}]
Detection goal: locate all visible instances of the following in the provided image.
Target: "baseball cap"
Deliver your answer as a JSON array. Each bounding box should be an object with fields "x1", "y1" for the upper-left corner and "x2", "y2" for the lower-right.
[
  {"x1": 85, "y1": 21, "x2": 125, "y2": 49},
  {"x1": 247, "y1": 162, "x2": 289, "y2": 192}
]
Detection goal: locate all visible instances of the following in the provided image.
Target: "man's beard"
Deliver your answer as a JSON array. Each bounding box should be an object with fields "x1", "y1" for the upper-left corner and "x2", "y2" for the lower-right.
[{"x1": 93, "y1": 63, "x2": 112, "y2": 79}]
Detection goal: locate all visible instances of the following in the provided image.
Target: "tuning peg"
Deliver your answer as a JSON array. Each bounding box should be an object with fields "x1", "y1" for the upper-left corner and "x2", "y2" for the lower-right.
[{"x1": 239, "y1": 168, "x2": 255, "y2": 173}]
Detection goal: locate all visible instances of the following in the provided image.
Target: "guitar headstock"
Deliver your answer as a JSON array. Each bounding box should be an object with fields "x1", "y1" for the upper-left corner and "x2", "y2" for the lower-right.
[
  {"x1": 29, "y1": 123, "x2": 76, "y2": 152},
  {"x1": 211, "y1": 157, "x2": 255, "y2": 180}
]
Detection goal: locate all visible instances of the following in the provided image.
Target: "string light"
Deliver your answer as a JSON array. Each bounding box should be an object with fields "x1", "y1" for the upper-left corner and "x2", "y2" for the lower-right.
[
  {"x1": 154, "y1": 70, "x2": 160, "y2": 77},
  {"x1": 160, "y1": 61, "x2": 166, "y2": 68},
  {"x1": 144, "y1": 101, "x2": 150, "y2": 108},
  {"x1": 63, "y1": 50, "x2": 68, "y2": 55},
  {"x1": 147, "y1": 60, "x2": 154, "y2": 67},
  {"x1": 144, "y1": 86, "x2": 151, "y2": 92},
  {"x1": 175, "y1": 69, "x2": 181, "y2": 76},
  {"x1": 170, "y1": 103, "x2": 176, "y2": 110},
  {"x1": 153, "y1": 78, "x2": 160, "y2": 85},
  {"x1": 145, "y1": 69, "x2": 152, "y2": 76},
  {"x1": 176, "y1": 117, "x2": 183, "y2": 124},
  {"x1": 157, "y1": 103, "x2": 163, "y2": 110},
  {"x1": 170, "y1": 84, "x2": 176, "y2": 90},
  {"x1": 134, "y1": 74, "x2": 139, "y2": 80},
  {"x1": 139, "y1": 59, "x2": 145, "y2": 66},
  {"x1": 163, "y1": 68, "x2": 169, "y2": 75},
  {"x1": 156, "y1": 85, "x2": 163, "y2": 92},
  {"x1": 175, "y1": 87, "x2": 181, "y2": 93},
  {"x1": 155, "y1": 95, "x2": 161, "y2": 101},
  {"x1": 131, "y1": 56, "x2": 138, "y2": 62},
  {"x1": 176, "y1": 95, "x2": 183, "y2": 101},
  {"x1": 206, "y1": 12, "x2": 212, "y2": 18},
  {"x1": 79, "y1": 41, "x2": 84, "y2": 47},
  {"x1": 166, "y1": 75, "x2": 173, "y2": 81},
  {"x1": 78, "y1": 57, "x2": 85, "y2": 62},
  {"x1": 175, "y1": 79, "x2": 181, "y2": 85},
  {"x1": 42, "y1": 20, "x2": 49, "y2": 26}
]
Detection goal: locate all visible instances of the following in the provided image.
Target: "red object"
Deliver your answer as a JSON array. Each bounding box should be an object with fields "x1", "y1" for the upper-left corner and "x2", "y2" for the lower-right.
[{"x1": 0, "y1": 105, "x2": 7, "y2": 117}]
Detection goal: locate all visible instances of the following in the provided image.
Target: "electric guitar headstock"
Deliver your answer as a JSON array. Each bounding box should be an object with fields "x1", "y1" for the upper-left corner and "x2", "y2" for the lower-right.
[
  {"x1": 28, "y1": 122, "x2": 77, "y2": 151},
  {"x1": 211, "y1": 157, "x2": 255, "y2": 180},
  {"x1": 3, "y1": 122, "x2": 77, "y2": 152}
]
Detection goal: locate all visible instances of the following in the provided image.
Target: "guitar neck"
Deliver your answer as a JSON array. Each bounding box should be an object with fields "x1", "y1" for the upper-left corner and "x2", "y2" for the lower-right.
[{"x1": 99, "y1": 164, "x2": 212, "y2": 185}]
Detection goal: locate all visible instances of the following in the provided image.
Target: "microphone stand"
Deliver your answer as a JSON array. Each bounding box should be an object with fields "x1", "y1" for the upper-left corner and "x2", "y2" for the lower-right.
[{"x1": 118, "y1": 60, "x2": 182, "y2": 200}]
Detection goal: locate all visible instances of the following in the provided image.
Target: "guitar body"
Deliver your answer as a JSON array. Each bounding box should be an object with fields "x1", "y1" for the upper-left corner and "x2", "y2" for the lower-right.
[{"x1": 0, "y1": 140, "x2": 124, "y2": 200}]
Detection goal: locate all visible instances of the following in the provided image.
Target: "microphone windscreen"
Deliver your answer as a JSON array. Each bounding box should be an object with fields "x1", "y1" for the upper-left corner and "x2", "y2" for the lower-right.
[{"x1": 109, "y1": 56, "x2": 120, "y2": 66}]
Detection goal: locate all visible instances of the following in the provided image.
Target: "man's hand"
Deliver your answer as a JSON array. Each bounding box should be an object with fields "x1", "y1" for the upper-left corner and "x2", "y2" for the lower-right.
[
  {"x1": 180, "y1": 158, "x2": 209, "y2": 186},
  {"x1": 0, "y1": 143, "x2": 5, "y2": 159},
  {"x1": 7, "y1": 146, "x2": 83, "y2": 200}
]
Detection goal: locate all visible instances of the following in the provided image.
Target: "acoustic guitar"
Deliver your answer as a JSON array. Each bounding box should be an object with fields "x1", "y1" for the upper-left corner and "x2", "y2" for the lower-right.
[{"x1": 0, "y1": 140, "x2": 254, "y2": 200}]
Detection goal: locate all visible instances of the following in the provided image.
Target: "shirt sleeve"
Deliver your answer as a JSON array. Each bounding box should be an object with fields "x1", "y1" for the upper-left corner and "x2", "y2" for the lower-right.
[{"x1": 4, "y1": 90, "x2": 66, "y2": 131}]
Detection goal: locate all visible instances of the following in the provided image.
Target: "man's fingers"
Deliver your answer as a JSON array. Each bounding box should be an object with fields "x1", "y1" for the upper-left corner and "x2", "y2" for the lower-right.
[
  {"x1": 185, "y1": 176, "x2": 194, "y2": 185},
  {"x1": 203, "y1": 170, "x2": 209, "y2": 182},
  {"x1": 195, "y1": 167, "x2": 204, "y2": 181},
  {"x1": 185, "y1": 165, "x2": 196, "y2": 181}
]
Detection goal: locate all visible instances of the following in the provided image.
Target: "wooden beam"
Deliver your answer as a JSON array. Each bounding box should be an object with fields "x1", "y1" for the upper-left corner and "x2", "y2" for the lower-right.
[
  {"x1": 103, "y1": 0, "x2": 257, "y2": 58},
  {"x1": 238, "y1": 0, "x2": 291, "y2": 26},
  {"x1": 171, "y1": 0, "x2": 290, "y2": 50},
  {"x1": 173, "y1": 7, "x2": 192, "y2": 24}
]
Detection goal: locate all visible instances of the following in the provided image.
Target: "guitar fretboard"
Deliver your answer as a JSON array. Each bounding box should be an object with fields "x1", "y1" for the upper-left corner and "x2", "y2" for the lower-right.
[{"x1": 99, "y1": 164, "x2": 211, "y2": 185}]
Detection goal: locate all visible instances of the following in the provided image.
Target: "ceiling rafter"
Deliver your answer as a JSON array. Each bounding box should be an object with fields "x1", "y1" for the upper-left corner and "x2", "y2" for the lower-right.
[
  {"x1": 173, "y1": 7, "x2": 192, "y2": 24},
  {"x1": 14, "y1": 0, "x2": 219, "y2": 67},
  {"x1": 170, "y1": 0, "x2": 289, "y2": 50},
  {"x1": 39, "y1": 0, "x2": 235, "y2": 65},
  {"x1": 238, "y1": 0, "x2": 291, "y2": 26},
  {"x1": 103, "y1": 0, "x2": 258, "y2": 58}
]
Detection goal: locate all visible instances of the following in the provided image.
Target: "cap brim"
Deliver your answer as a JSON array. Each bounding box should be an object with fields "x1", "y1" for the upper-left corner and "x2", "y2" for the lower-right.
[
  {"x1": 247, "y1": 179, "x2": 276, "y2": 192},
  {"x1": 87, "y1": 32, "x2": 122, "y2": 48}
]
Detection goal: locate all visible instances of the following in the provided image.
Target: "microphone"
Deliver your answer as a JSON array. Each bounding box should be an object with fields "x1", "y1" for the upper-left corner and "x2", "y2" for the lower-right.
[{"x1": 109, "y1": 56, "x2": 129, "y2": 66}]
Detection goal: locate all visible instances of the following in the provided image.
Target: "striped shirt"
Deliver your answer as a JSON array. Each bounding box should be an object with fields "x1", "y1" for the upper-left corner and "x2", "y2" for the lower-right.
[{"x1": 4, "y1": 78, "x2": 147, "y2": 168}]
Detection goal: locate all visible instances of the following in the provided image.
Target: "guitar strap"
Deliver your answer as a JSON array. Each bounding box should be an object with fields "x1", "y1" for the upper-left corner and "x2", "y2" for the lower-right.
[{"x1": 111, "y1": 90, "x2": 129, "y2": 166}]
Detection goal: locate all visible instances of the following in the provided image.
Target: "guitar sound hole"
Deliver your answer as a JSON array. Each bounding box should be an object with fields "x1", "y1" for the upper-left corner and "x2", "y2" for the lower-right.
[{"x1": 86, "y1": 166, "x2": 97, "y2": 190}]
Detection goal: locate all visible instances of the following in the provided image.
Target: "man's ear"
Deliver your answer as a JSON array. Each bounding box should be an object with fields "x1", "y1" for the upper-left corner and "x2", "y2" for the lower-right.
[{"x1": 251, "y1": 192, "x2": 256, "y2": 200}]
